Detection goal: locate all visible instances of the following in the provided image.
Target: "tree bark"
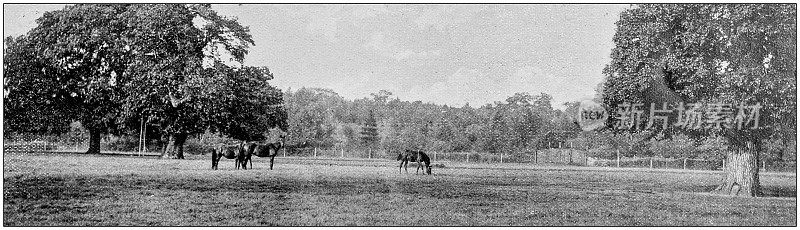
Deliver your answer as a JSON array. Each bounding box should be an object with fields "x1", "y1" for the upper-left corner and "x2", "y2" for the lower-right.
[
  {"x1": 86, "y1": 128, "x2": 102, "y2": 154},
  {"x1": 714, "y1": 141, "x2": 760, "y2": 197},
  {"x1": 162, "y1": 133, "x2": 188, "y2": 159}
]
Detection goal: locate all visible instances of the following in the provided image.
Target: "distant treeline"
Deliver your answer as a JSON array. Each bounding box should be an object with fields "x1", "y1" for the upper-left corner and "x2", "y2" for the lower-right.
[{"x1": 282, "y1": 88, "x2": 796, "y2": 161}]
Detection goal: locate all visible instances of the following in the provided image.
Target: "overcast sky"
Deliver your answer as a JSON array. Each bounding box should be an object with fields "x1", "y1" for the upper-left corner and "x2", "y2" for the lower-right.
[{"x1": 4, "y1": 4, "x2": 630, "y2": 109}]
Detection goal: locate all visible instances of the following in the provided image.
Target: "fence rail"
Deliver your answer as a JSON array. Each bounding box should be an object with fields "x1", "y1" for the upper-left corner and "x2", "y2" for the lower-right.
[{"x1": 3, "y1": 134, "x2": 796, "y2": 172}]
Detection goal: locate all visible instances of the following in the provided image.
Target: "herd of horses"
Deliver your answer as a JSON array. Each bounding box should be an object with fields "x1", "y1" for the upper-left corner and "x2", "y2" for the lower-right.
[
  {"x1": 211, "y1": 136, "x2": 432, "y2": 175},
  {"x1": 211, "y1": 136, "x2": 286, "y2": 170}
]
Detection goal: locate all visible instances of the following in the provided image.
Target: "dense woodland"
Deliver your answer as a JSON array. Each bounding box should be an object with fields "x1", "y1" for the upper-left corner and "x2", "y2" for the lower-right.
[{"x1": 281, "y1": 87, "x2": 795, "y2": 163}]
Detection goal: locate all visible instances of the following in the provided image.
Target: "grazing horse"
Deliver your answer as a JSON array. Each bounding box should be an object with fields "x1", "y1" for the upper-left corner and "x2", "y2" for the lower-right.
[
  {"x1": 397, "y1": 149, "x2": 432, "y2": 175},
  {"x1": 211, "y1": 143, "x2": 247, "y2": 170},
  {"x1": 242, "y1": 136, "x2": 285, "y2": 170}
]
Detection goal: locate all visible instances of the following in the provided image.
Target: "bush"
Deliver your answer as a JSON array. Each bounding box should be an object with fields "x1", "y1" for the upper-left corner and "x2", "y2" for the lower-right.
[
  {"x1": 104, "y1": 135, "x2": 139, "y2": 152},
  {"x1": 184, "y1": 138, "x2": 215, "y2": 155},
  {"x1": 586, "y1": 146, "x2": 615, "y2": 159},
  {"x1": 468, "y1": 152, "x2": 482, "y2": 162},
  {"x1": 184, "y1": 132, "x2": 239, "y2": 155}
]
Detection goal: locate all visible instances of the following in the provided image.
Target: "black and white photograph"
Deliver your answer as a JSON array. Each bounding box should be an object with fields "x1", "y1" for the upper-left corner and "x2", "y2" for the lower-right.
[{"x1": 2, "y1": 2, "x2": 796, "y2": 226}]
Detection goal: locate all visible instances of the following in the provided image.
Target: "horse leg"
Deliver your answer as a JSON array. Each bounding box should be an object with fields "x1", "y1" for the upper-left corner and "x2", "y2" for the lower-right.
[
  {"x1": 269, "y1": 155, "x2": 275, "y2": 170},
  {"x1": 211, "y1": 150, "x2": 217, "y2": 170},
  {"x1": 404, "y1": 160, "x2": 408, "y2": 173},
  {"x1": 214, "y1": 151, "x2": 223, "y2": 170},
  {"x1": 399, "y1": 161, "x2": 404, "y2": 173},
  {"x1": 426, "y1": 163, "x2": 431, "y2": 175}
]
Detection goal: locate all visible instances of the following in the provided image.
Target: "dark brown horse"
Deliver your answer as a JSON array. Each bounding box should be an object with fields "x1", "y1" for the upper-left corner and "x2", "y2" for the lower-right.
[
  {"x1": 211, "y1": 143, "x2": 247, "y2": 170},
  {"x1": 397, "y1": 149, "x2": 432, "y2": 175},
  {"x1": 241, "y1": 136, "x2": 285, "y2": 170}
]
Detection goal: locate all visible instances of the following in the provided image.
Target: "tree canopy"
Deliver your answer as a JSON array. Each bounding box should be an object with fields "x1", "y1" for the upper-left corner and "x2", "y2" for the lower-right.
[
  {"x1": 603, "y1": 4, "x2": 796, "y2": 144},
  {"x1": 3, "y1": 4, "x2": 285, "y2": 157}
]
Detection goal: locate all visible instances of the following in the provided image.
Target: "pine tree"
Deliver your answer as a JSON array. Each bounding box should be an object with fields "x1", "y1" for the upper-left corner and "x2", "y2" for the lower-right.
[{"x1": 360, "y1": 110, "x2": 380, "y2": 148}]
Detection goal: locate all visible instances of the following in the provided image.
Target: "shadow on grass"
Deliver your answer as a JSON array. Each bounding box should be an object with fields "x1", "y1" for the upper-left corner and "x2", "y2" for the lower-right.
[{"x1": 761, "y1": 186, "x2": 797, "y2": 198}]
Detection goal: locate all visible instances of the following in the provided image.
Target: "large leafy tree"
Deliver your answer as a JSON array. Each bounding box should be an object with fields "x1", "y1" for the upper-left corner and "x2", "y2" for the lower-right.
[
  {"x1": 4, "y1": 4, "x2": 132, "y2": 153},
  {"x1": 284, "y1": 88, "x2": 340, "y2": 148},
  {"x1": 603, "y1": 4, "x2": 796, "y2": 196},
  {"x1": 118, "y1": 4, "x2": 265, "y2": 158},
  {"x1": 5, "y1": 4, "x2": 285, "y2": 158},
  {"x1": 202, "y1": 66, "x2": 287, "y2": 143}
]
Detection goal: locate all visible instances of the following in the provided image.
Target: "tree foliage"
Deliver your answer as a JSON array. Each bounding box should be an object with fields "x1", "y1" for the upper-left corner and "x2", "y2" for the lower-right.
[
  {"x1": 3, "y1": 35, "x2": 71, "y2": 134},
  {"x1": 4, "y1": 4, "x2": 285, "y2": 157},
  {"x1": 603, "y1": 4, "x2": 796, "y2": 148},
  {"x1": 4, "y1": 4, "x2": 133, "y2": 153},
  {"x1": 360, "y1": 110, "x2": 380, "y2": 148},
  {"x1": 284, "y1": 88, "x2": 341, "y2": 148},
  {"x1": 282, "y1": 89, "x2": 577, "y2": 156}
]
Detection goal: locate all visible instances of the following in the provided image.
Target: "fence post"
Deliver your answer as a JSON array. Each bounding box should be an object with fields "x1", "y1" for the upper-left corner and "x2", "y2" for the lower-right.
[
  {"x1": 649, "y1": 157, "x2": 653, "y2": 169},
  {"x1": 314, "y1": 147, "x2": 317, "y2": 158},
  {"x1": 143, "y1": 124, "x2": 148, "y2": 153},
  {"x1": 283, "y1": 148, "x2": 286, "y2": 157},
  {"x1": 722, "y1": 159, "x2": 725, "y2": 171},
  {"x1": 535, "y1": 148, "x2": 538, "y2": 163},
  {"x1": 500, "y1": 152, "x2": 503, "y2": 164},
  {"x1": 616, "y1": 149, "x2": 621, "y2": 167},
  {"x1": 569, "y1": 142, "x2": 573, "y2": 164},
  {"x1": 584, "y1": 146, "x2": 588, "y2": 166},
  {"x1": 683, "y1": 158, "x2": 687, "y2": 170},
  {"x1": 434, "y1": 151, "x2": 436, "y2": 162},
  {"x1": 139, "y1": 114, "x2": 144, "y2": 155}
]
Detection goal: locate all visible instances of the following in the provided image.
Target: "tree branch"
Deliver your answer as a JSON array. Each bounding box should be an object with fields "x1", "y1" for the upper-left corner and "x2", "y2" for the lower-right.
[{"x1": 168, "y1": 91, "x2": 192, "y2": 107}]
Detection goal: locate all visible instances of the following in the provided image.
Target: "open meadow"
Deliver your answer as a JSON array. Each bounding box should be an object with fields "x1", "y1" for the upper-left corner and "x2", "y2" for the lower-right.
[{"x1": 3, "y1": 152, "x2": 796, "y2": 226}]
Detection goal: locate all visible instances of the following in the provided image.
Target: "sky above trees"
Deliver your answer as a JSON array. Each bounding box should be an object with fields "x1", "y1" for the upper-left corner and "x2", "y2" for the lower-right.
[{"x1": 4, "y1": 4, "x2": 630, "y2": 109}]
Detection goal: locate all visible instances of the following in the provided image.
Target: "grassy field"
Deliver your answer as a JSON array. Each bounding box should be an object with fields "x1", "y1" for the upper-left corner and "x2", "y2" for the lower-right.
[{"x1": 3, "y1": 152, "x2": 796, "y2": 226}]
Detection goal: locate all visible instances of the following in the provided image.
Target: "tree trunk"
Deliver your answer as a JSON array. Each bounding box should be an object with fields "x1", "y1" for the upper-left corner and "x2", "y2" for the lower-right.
[
  {"x1": 714, "y1": 142, "x2": 760, "y2": 197},
  {"x1": 162, "y1": 133, "x2": 188, "y2": 159},
  {"x1": 86, "y1": 128, "x2": 102, "y2": 154}
]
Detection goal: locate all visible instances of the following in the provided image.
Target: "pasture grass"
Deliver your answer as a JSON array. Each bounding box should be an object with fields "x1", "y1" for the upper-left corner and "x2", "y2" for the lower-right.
[{"x1": 3, "y1": 152, "x2": 796, "y2": 226}]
